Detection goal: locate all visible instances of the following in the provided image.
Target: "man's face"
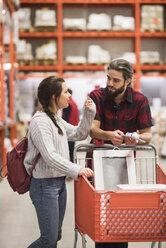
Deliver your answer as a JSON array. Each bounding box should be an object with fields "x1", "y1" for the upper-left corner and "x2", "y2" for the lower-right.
[{"x1": 106, "y1": 69, "x2": 127, "y2": 100}]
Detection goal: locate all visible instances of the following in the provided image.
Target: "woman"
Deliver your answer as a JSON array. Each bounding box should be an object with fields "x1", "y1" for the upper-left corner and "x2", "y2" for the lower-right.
[{"x1": 24, "y1": 76, "x2": 95, "y2": 248}]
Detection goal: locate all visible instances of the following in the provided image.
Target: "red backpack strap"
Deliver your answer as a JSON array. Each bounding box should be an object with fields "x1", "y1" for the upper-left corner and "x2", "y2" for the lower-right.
[
  {"x1": 31, "y1": 153, "x2": 41, "y2": 176},
  {"x1": 28, "y1": 115, "x2": 42, "y2": 176}
]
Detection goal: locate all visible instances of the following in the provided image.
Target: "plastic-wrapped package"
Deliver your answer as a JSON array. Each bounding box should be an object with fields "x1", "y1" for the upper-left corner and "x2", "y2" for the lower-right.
[
  {"x1": 121, "y1": 52, "x2": 136, "y2": 65},
  {"x1": 116, "y1": 184, "x2": 166, "y2": 192},
  {"x1": 88, "y1": 45, "x2": 110, "y2": 64},
  {"x1": 113, "y1": 15, "x2": 135, "y2": 31},
  {"x1": 65, "y1": 56, "x2": 86, "y2": 64},
  {"x1": 18, "y1": 8, "x2": 31, "y2": 30},
  {"x1": 63, "y1": 18, "x2": 86, "y2": 31},
  {"x1": 141, "y1": 5, "x2": 164, "y2": 32},
  {"x1": 34, "y1": 8, "x2": 56, "y2": 27},
  {"x1": 87, "y1": 13, "x2": 111, "y2": 31},
  {"x1": 35, "y1": 40, "x2": 57, "y2": 60},
  {"x1": 4, "y1": 9, "x2": 12, "y2": 44},
  {"x1": 140, "y1": 51, "x2": 161, "y2": 64},
  {"x1": 17, "y1": 40, "x2": 33, "y2": 61},
  {"x1": 13, "y1": 12, "x2": 19, "y2": 44}
]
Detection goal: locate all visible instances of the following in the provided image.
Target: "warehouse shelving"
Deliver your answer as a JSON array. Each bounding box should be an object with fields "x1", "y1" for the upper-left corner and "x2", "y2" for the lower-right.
[
  {"x1": 0, "y1": 5, "x2": 5, "y2": 165},
  {"x1": 19, "y1": 0, "x2": 166, "y2": 90},
  {"x1": 0, "y1": 0, "x2": 18, "y2": 165}
]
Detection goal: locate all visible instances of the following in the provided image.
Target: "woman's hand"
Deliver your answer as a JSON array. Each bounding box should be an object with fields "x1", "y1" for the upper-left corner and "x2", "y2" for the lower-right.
[
  {"x1": 84, "y1": 96, "x2": 93, "y2": 109},
  {"x1": 78, "y1": 168, "x2": 94, "y2": 177}
]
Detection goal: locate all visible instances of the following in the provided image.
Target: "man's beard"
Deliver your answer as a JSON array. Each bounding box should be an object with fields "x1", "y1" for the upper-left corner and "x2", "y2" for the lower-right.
[{"x1": 106, "y1": 84, "x2": 125, "y2": 100}]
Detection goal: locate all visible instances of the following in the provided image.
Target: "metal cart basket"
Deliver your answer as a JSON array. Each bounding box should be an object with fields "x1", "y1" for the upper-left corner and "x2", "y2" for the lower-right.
[{"x1": 73, "y1": 143, "x2": 166, "y2": 248}]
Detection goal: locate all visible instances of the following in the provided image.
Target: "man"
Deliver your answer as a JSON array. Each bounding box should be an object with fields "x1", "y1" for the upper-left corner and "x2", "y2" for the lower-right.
[{"x1": 89, "y1": 58, "x2": 153, "y2": 248}]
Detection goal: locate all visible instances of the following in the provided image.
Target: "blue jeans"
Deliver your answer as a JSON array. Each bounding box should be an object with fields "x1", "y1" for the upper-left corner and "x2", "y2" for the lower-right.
[{"x1": 28, "y1": 177, "x2": 67, "y2": 248}]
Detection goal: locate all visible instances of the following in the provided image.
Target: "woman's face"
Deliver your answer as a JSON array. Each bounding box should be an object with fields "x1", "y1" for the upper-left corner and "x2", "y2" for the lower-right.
[{"x1": 57, "y1": 82, "x2": 71, "y2": 109}]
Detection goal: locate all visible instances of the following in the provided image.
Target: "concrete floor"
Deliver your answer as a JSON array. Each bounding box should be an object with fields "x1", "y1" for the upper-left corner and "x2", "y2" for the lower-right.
[{"x1": 0, "y1": 158, "x2": 166, "y2": 248}]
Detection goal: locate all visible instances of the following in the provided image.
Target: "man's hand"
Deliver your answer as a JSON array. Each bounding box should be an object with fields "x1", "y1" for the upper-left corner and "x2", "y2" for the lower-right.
[
  {"x1": 124, "y1": 136, "x2": 138, "y2": 146},
  {"x1": 122, "y1": 132, "x2": 143, "y2": 146},
  {"x1": 107, "y1": 129, "x2": 124, "y2": 146}
]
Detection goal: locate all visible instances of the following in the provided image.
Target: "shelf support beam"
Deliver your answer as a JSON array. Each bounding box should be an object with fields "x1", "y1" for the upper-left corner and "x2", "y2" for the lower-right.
[
  {"x1": 57, "y1": 2, "x2": 63, "y2": 76},
  {"x1": 134, "y1": 0, "x2": 141, "y2": 91}
]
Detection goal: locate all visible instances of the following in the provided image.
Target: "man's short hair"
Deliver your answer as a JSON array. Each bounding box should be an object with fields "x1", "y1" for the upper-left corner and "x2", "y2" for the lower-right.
[{"x1": 107, "y1": 58, "x2": 133, "y2": 82}]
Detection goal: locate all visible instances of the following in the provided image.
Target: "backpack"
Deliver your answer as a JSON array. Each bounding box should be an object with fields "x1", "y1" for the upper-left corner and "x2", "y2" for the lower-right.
[{"x1": 0, "y1": 136, "x2": 40, "y2": 194}]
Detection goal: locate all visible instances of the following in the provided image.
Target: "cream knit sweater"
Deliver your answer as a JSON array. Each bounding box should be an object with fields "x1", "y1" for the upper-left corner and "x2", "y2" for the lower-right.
[{"x1": 24, "y1": 101, "x2": 96, "y2": 180}]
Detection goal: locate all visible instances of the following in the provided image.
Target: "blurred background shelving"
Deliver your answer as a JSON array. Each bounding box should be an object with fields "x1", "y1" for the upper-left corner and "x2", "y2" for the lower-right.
[
  {"x1": 0, "y1": 0, "x2": 19, "y2": 166},
  {"x1": 0, "y1": 0, "x2": 166, "y2": 165}
]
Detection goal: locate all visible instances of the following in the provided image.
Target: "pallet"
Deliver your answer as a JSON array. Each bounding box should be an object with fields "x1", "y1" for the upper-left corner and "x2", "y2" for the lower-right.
[
  {"x1": 141, "y1": 61, "x2": 163, "y2": 65},
  {"x1": 141, "y1": 28, "x2": 164, "y2": 33},
  {"x1": 87, "y1": 62, "x2": 109, "y2": 65},
  {"x1": 19, "y1": 27, "x2": 34, "y2": 33},
  {"x1": 64, "y1": 61, "x2": 86, "y2": 65},
  {"x1": 18, "y1": 60, "x2": 34, "y2": 66},
  {"x1": 34, "y1": 26, "x2": 57, "y2": 32},
  {"x1": 34, "y1": 59, "x2": 57, "y2": 66},
  {"x1": 87, "y1": 29, "x2": 111, "y2": 32},
  {"x1": 113, "y1": 29, "x2": 134, "y2": 32},
  {"x1": 63, "y1": 27, "x2": 86, "y2": 32}
]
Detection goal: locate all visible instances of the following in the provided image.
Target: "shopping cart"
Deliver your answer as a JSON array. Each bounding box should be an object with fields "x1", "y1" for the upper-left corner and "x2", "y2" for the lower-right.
[{"x1": 73, "y1": 143, "x2": 166, "y2": 248}]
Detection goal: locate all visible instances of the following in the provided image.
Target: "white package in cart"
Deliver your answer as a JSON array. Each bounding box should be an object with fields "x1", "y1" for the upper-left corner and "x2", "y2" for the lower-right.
[
  {"x1": 116, "y1": 184, "x2": 166, "y2": 192},
  {"x1": 93, "y1": 149, "x2": 136, "y2": 191}
]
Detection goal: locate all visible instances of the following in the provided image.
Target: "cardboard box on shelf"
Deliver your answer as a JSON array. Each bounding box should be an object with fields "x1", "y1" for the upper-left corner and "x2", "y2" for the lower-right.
[{"x1": 141, "y1": 5, "x2": 164, "y2": 32}]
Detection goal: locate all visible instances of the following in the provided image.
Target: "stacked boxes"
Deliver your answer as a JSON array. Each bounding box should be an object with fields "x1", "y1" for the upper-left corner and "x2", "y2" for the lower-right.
[
  {"x1": 18, "y1": 8, "x2": 57, "y2": 31},
  {"x1": 18, "y1": 8, "x2": 31, "y2": 31},
  {"x1": 141, "y1": 5, "x2": 164, "y2": 32}
]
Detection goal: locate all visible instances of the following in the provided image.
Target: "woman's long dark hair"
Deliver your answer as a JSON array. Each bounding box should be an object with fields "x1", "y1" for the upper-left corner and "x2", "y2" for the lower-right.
[{"x1": 37, "y1": 76, "x2": 64, "y2": 135}]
